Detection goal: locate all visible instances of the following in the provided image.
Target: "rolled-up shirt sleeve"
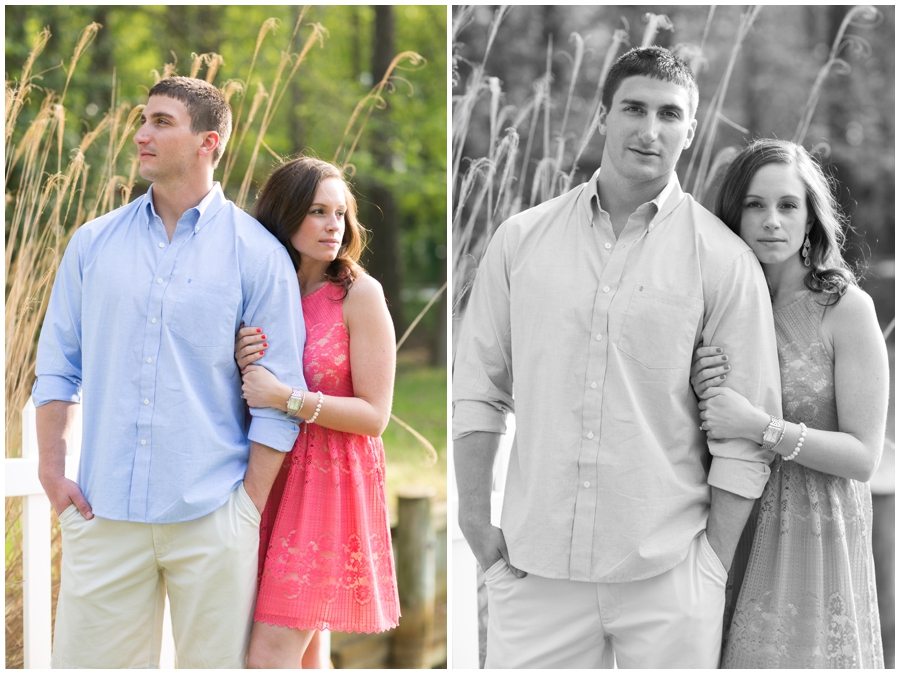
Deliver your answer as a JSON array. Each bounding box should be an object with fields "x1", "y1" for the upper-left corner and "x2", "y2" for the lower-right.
[
  {"x1": 703, "y1": 249, "x2": 782, "y2": 499},
  {"x1": 242, "y1": 246, "x2": 306, "y2": 452},
  {"x1": 452, "y1": 224, "x2": 516, "y2": 439},
  {"x1": 32, "y1": 232, "x2": 84, "y2": 407}
]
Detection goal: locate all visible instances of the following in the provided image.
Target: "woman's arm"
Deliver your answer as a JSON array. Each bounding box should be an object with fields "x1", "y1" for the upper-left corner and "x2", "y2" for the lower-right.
[
  {"x1": 698, "y1": 287, "x2": 889, "y2": 482},
  {"x1": 239, "y1": 274, "x2": 396, "y2": 437}
]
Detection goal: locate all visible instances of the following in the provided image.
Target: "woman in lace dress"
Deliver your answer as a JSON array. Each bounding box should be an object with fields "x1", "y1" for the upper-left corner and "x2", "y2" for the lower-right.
[
  {"x1": 691, "y1": 139, "x2": 888, "y2": 667},
  {"x1": 235, "y1": 157, "x2": 400, "y2": 668}
]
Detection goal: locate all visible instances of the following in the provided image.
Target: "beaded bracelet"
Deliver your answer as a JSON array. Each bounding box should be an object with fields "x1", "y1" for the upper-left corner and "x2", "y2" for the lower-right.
[
  {"x1": 783, "y1": 422, "x2": 807, "y2": 461},
  {"x1": 307, "y1": 391, "x2": 324, "y2": 425}
]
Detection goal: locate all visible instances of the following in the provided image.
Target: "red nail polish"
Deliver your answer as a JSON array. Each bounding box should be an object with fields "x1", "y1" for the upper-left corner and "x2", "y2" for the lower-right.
[
  {"x1": 256, "y1": 328, "x2": 262, "y2": 333},
  {"x1": 260, "y1": 351, "x2": 264, "y2": 356},
  {"x1": 263, "y1": 343, "x2": 268, "y2": 348},
  {"x1": 261, "y1": 335, "x2": 266, "y2": 340}
]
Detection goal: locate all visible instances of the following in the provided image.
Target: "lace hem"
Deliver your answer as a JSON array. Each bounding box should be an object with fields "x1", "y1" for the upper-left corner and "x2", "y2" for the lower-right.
[{"x1": 254, "y1": 611, "x2": 400, "y2": 635}]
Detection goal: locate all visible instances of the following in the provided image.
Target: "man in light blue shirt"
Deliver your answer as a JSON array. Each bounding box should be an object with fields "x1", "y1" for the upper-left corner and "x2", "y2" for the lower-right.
[{"x1": 34, "y1": 76, "x2": 305, "y2": 668}]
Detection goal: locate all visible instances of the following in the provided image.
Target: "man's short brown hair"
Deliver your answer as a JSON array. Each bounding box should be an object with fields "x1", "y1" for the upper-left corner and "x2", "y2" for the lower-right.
[{"x1": 148, "y1": 76, "x2": 232, "y2": 167}]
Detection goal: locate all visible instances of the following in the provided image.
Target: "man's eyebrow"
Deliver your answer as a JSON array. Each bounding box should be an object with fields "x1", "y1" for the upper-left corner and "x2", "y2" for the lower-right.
[
  {"x1": 619, "y1": 98, "x2": 686, "y2": 114},
  {"x1": 140, "y1": 111, "x2": 176, "y2": 121}
]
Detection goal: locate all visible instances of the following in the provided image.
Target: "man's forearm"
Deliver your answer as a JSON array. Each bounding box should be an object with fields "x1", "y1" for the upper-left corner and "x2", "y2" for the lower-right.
[
  {"x1": 243, "y1": 441, "x2": 287, "y2": 513},
  {"x1": 454, "y1": 431, "x2": 501, "y2": 531},
  {"x1": 706, "y1": 485, "x2": 755, "y2": 570},
  {"x1": 36, "y1": 400, "x2": 92, "y2": 517},
  {"x1": 36, "y1": 401, "x2": 78, "y2": 480}
]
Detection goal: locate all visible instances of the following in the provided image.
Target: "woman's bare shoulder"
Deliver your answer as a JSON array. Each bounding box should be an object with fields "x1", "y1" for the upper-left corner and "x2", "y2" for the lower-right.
[
  {"x1": 823, "y1": 285, "x2": 881, "y2": 345},
  {"x1": 345, "y1": 271, "x2": 386, "y2": 304}
]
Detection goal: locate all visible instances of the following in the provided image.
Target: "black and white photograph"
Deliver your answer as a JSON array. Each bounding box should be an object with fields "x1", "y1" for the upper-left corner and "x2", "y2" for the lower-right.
[{"x1": 451, "y1": 5, "x2": 894, "y2": 669}]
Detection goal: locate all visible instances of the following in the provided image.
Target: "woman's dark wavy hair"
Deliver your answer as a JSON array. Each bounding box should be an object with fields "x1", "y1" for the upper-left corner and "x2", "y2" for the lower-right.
[
  {"x1": 254, "y1": 156, "x2": 367, "y2": 298},
  {"x1": 715, "y1": 138, "x2": 856, "y2": 304}
]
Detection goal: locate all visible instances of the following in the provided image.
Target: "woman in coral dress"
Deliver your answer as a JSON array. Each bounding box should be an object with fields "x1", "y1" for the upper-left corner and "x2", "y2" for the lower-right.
[
  {"x1": 691, "y1": 139, "x2": 887, "y2": 667},
  {"x1": 236, "y1": 157, "x2": 400, "y2": 668}
]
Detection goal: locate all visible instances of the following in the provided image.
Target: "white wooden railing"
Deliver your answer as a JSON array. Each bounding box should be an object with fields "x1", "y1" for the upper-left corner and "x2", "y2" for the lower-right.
[{"x1": 6, "y1": 398, "x2": 334, "y2": 668}]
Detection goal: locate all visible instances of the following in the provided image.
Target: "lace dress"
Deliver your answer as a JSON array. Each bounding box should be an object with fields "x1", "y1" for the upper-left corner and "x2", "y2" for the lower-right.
[
  {"x1": 254, "y1": 281, "x2": 400, "y2": 633},
  {"x1": 722, "y1": 290, "x2": 883, "y2": 668}
]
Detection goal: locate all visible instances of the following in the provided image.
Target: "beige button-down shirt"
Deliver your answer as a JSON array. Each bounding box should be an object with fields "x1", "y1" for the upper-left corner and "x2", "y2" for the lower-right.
[{"x1": 453, "y1": 170, "x2": 782, "y2": 583}]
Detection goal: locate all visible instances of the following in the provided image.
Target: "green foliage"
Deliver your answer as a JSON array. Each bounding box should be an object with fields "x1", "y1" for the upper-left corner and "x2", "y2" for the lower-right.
[{"x1": 383, "y1": 360, "x2": 448, "y2": 522}]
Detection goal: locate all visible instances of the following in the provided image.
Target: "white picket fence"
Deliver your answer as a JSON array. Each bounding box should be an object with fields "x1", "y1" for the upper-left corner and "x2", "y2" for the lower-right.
[{"x1": 6, "y1": 398, "x2": 330, "y2": 669}]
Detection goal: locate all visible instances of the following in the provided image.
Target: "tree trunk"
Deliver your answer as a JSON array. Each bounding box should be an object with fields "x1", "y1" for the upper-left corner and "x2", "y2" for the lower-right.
[{"x1": 362, "y1": 6, "x2": 405, "y2": 336}]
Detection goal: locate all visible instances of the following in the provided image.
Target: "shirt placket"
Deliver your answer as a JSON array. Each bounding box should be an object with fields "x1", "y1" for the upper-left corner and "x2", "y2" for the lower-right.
[
  {"x1": 570, "y1": 201, "x2": 651, "y2": 581},
  {"x1": 129, "y1": 212, "x2": 195, "y2": 520}
]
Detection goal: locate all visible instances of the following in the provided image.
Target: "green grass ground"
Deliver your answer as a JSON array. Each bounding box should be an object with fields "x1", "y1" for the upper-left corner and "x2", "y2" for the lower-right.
[{"x1": 382, "y1": 352, "x2": 447, "y2": 523}]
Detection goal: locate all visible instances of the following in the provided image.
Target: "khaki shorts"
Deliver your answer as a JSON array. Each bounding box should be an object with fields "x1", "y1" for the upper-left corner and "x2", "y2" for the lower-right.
[
  {"x1": 52, "y1": 483, "x2": 261, "y2": 669},
  {"x1": 484, "y1": 530, "x2": 727, "y2": 668}
]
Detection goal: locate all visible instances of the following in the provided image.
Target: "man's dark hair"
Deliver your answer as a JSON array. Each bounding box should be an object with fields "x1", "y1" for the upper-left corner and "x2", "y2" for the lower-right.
[
  {"x1": 148, "y1": 76, "x2": 232, "y2": 167},
  {"x1": 601, "y1": 46, "x2": 699, "y2": 118}
]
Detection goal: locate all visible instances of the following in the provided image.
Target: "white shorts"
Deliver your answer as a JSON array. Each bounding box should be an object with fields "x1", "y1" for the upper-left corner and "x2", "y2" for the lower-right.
[
  {"x1": 51, "y1": 483, "x2": 261, "y2": 668},
  {"x1": 484, "y1": 530, "x2": 727, "y2": 668}
]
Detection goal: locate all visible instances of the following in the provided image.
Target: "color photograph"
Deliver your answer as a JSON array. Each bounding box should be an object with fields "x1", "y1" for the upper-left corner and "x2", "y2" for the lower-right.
[{"x1": 6, "y1": 5, "x2": 447, "y2": 669}]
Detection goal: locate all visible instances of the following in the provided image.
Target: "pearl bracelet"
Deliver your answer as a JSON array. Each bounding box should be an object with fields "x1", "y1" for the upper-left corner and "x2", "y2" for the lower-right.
[
  {"x1": 783, "y1": 422, "x2": 807, "y2": 461},
  {"x1": 307, "y1": 391, "x2": 324, "y2": 425}
]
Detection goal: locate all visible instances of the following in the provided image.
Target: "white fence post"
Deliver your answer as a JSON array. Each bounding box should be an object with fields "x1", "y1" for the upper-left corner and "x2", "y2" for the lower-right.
[{"x1": 20, "y1": 398, "x2": 52, "y2": 669}]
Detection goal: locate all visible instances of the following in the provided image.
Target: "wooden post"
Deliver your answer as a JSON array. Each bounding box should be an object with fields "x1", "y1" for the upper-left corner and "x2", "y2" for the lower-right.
[{"x1": 391, "y1": 487, "x2": 435, "y2": 668}]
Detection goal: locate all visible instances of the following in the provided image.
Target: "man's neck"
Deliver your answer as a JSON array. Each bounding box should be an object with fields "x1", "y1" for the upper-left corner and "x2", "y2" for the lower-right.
[
  {"x1": 597, "y1": 169, "x2": 670, "y2": 238},
  {"x1": 151, "y1": 178, "x2": 214, "y2": 241}
]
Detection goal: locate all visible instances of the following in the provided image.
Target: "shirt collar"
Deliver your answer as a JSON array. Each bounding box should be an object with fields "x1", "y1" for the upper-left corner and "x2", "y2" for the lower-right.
[
  {"x1": 584, "y1": 169, "x2": 685, "y2": 232},
  {"x1": 143, "y1": 182, "x2": 226, "y2": 233}
]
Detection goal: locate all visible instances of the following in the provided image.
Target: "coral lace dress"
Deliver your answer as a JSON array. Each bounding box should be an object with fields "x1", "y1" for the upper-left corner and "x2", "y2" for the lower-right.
[
  {"x1": 722, "y1": 290, "x2": 882, "y2": 667},
  {"x1": 254, "y1": 281, "x2": 400, "y2": 633}
]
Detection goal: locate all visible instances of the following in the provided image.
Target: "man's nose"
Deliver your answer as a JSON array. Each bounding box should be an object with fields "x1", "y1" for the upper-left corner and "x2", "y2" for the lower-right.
[
  {"x1": 134, "y1": 123, "x2": 149, "y2": 145},
  {"x1": 638, "y1": 115, "x2": 659, "y2": 141}
]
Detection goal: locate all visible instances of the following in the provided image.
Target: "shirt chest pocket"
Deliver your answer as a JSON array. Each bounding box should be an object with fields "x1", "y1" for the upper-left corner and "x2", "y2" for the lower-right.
[
  {"x1": 168, "y1": 278, "x2": 241, "y2": 347},
  {"x1": 617, "y1": 284, "x2": 703, "y2": 369}
]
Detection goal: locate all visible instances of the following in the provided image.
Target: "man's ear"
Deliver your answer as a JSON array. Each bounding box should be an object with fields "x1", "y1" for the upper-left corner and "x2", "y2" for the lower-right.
[
  {"x1": 197, "y1": 131, "x2": 220, "y2": 159},
  {"x1": 683, "y1": 117, "x2": 698, "y2": 150},
  {"x1": 598, "y1": 106, "x2": 608, "y2": 136}
]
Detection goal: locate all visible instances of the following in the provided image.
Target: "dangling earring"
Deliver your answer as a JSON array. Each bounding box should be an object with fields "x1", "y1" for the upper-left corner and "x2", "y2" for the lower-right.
[{"x1": 801, "y1": 233, "x2": 811, "y2": 267}]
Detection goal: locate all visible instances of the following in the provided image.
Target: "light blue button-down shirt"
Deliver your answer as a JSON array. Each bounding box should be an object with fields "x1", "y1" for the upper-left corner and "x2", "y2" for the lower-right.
[{"x1": 33, "y1": 183, "x2": 306, "y2": 523}]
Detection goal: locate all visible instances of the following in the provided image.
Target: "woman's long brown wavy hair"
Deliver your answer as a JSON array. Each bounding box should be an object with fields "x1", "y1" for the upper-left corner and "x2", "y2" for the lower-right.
[
  {"x1": 254, "y1": 156, "x2": 368, "y2": 298},
  {"x1": 715, "y1": 138, "x2": 857, "y2": 304}
]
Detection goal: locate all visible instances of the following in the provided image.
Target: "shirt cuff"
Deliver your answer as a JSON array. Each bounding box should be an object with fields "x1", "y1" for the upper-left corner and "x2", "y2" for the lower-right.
[
  {"x1": 248, "y1": 416, "x2": 300, "y2": 453},
  {"x1": 31, "y1": 375, "x2": 81, "y2": 407},
  {"x1": 452, "y1": 399, "x2": 509, "y2": 440},
  {"x1": 708, "y1": 454, "x2": 771, "y2": 500}
]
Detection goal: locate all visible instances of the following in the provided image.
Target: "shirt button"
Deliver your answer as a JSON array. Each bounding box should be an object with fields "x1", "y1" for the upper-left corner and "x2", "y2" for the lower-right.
[
  {"x1": 591, "y1": 381, "x2": 597, "y2": 389},
  {"x1": 151, "y1": 317, "x2": 158, "y2": 324},
  {"x1": 146, "y1": 357, "x2": 153, "y2": 364},
  {"x1": 584, "y1": 481, "x2": 591, "y2": 488},
  {"x1": 603, "y1": 286, "x2": 610, "y2": 293},
  {"x1": 596, "y1": 333, "x2": 603, "y2": 341},
  {"x1": 158, "y1": 242, "x2": 165, "y2": 248},
  {"x1": 143, "y1": 399, "x2": 150, "y2": 405},
  {"x1": 157, "y1": 278, "x2": 163, "y2": 284},
  {"x1": 141, "y1": 440, "x2": 147, "y2": 446},
  {"x1": 605, "y1": 243, "x2": 611, "y2": 249},
  {"x1": 587, "y1": 431, "x2": 594, "y2": 439}
]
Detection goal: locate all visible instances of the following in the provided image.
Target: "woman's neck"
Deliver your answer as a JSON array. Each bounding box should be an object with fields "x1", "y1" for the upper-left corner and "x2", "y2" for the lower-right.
[
  {"x1": 297, "y1": 259, "x2": 330, "y2": 297},
  {"x1": 762, "y1": 257, "x2": 809, "y2": 309}
]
